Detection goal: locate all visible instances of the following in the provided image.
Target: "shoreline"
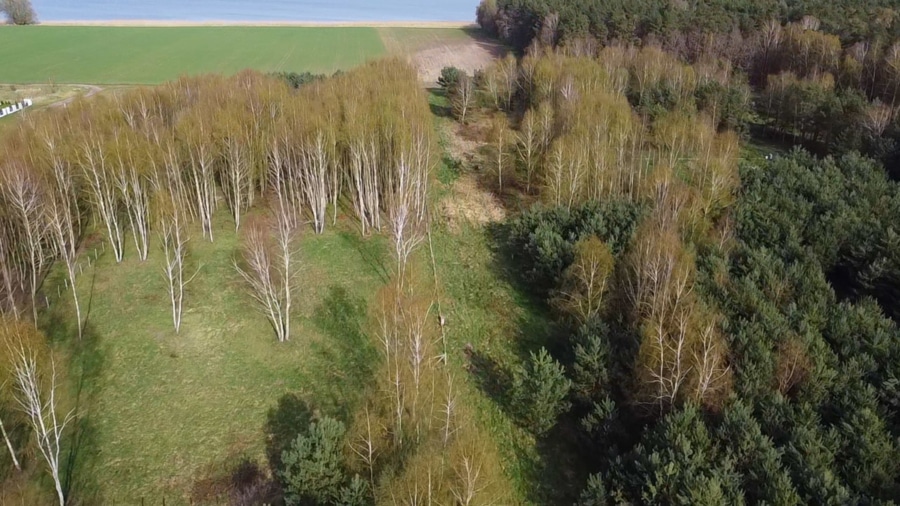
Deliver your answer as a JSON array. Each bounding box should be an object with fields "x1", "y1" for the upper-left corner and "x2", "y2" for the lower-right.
[{"x1": 35, "y1": 20, "x2": 477, "y2": 28}]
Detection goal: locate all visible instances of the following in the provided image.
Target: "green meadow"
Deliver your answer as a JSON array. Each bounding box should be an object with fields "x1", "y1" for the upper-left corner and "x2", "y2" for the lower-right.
[{"x1": 0, "y1": 26, "x2": 387, "y2": 84}]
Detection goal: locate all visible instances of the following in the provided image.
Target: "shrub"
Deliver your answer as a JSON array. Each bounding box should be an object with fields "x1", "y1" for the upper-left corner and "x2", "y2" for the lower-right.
[
  {"x1": 269, "y1": 71, "x2": 325, "y2": 89},
  {"x1": 438, "y1": 66, "x2": 462, "y2": 92}
]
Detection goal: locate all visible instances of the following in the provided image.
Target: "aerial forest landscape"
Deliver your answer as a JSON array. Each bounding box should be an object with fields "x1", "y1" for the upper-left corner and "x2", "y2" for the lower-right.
[{"x1": 2, "y1": 0, "x2": 900, "y2": 504}]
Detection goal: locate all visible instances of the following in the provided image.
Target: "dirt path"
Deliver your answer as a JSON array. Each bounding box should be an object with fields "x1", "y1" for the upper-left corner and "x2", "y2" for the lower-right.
[{"x1": 49, "y1": 84, "x2": 103, "y2": 108}]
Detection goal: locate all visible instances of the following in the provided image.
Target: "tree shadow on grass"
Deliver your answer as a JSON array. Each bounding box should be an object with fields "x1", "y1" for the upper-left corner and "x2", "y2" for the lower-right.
[
  {"x1": 471, "y1": 222, "x2": 590, "y2": 503},
  {"x1": 306, "y1": 285, "x2": 377, "y2": 420},
  {"x1": 463, "y1": 345, "x2": 514, "y2": 410},
  {"x1": 264, "y1": 394, "x2": 314, "y2": 473},
  {"x1": 338, "y1": 231, "x2": 390, "y2": 285},
  {"x1": 428, "y1": 87, "x2": 452, "y2": 118},
  {"x1": 39, "y1": 301, "x2": 106, "y2": 505},
  {"x1": 192, "y1": 452, "x2": 282, "y2": 505}
]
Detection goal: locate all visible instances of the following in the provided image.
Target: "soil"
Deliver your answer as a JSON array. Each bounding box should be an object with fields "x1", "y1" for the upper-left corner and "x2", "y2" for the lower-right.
[
  {"x1": 412, "y1": 36, "x2": 505, "y2": 85},
  {"x1": 439, "y1": 122, "x2": 506, "y2": 230}
]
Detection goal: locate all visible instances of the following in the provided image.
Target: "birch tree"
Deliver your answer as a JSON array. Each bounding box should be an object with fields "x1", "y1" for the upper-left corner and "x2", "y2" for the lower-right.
[
  {"x1": 179, "y1": 112, "x2": 217, "y2": 241},
  {"x1": 43, "y1": 152, "x2": 84, "y2": 338},
  {"x1": 235, "y1": 214, "x2": 295, "y2": 342},
  {"x1": 300, "y1": 132, "x2": 330, "y2": 234},
  {"x1": 158, "y1": 197, "x2": 191, "y2": 333},
  {"x1": 517, "y1": 108, "x2": 542, "y2": 193},
  {"x1": 346, "y1": 108, "x2": 382, "y2": 235},
  {"x1": 1, "y1": 162, "x2": 50, "y2": 323},
  {"x1": 0, "y1": 362, "x2": 20, "y2": 472},
  {"x1": 0, "y1": 219, "x2": 21, "y2": 319},
  {"x1": 111, "y1": 134, "x2": 152, "y2": 261},
  {"x1": 5, "y1": 322, "x2": 72, "y2": 506},
  {"x1": 216, "y1": 108, "x2": 253, "y2": 231},
  {"x1": 552, "y1": 236, "x2": 615, "y2": 325},
  {"x1": 451, "y1": 74, "x2": 475, "y2": 124},
  {"x1": 489, "y1": 115, "x2": 512, "y2": 192},
  {"x1": 78, "y1": 131, "x2": 124, "y2": 263}
]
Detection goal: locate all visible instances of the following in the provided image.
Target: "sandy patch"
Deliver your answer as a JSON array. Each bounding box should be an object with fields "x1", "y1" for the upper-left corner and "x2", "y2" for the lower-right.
[
  {"x1": 441, "y1": 173, "x2": 506, "y2": 230},
  {"x1": 413, "y1": 38, "x2": 505, "y2": 85},
  {"x1": 40, "y1": 20, "x2": 476, "y2": 28}
]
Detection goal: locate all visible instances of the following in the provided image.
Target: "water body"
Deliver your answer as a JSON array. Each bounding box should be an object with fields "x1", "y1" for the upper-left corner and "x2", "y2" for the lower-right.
[{"x1": 31, "y1": 0, "x2": 480, "y2": 22}]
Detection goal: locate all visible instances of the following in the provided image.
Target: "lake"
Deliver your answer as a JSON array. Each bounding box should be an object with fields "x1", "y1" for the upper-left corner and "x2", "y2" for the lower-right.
[{"x1": 30, "y1": 0, "x2": 480, "y2": 22}]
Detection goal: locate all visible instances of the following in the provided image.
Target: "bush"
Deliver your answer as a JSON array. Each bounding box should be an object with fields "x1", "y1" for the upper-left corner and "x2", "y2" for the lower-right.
[
  {"x1": 269, "y1": 71, "x2": 325, "y2": 89},
  {"x1": 578, "y1": 473, "x2": 610, "y2": 506},
  {"x1": 438, "y1": 66, "x2": 462, "y2": 92},
  {"x1": 512, "y1": 347, "x2": 572, "y2": 436}
]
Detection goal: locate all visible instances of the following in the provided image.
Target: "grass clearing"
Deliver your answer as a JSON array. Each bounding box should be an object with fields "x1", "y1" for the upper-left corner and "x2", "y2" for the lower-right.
[
  {"x1": 0, "y1": 26, "x2": 387, "y2": 84},
  {"x1": 427, "y1": 89, "x2": 575, "y2": 503},
  {"x1": 24, "y1": 87, "x2": 547, "y2": 505},
  {"x1": 44, "y1": 214, "x2": 387, "y2": 504},
  {"x1": 42, "y1": 199, "x2": 551, "y2": 503}
]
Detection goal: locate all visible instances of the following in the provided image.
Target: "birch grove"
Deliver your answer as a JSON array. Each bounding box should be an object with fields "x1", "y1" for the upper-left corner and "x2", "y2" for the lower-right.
[
  {"x1": 474, "y1": 49, "x2": 739, "y2": 411},
  {"x1": 0, "y1": 162, "x2": 49, "y2": 323},
  {"x1": 0, "y1": 58, "x2": 504, "y2": 503}
]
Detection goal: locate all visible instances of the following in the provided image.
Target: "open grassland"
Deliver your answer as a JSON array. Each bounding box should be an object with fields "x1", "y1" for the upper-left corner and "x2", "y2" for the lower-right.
[
  {"x1": 43, "y1": 214, "x2": 388, "y2": 503},
  {"x1": 42, "y1": 213, "x2": 549, "y2": 504},
  {"x1": 0, "y1": 26, "x2": 387, "y2": 84},
  {"x1": 39, "y1": 182, "x2": 550, "y2": 504}
]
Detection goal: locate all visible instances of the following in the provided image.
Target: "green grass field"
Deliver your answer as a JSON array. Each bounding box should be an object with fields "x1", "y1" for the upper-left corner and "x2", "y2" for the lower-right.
[
  {"x1": 41, "y1": 213, "x2": 548, "y2": 504},
  {"x1": 42, "y1": 213, "x2": 389, "y2": 503},
  {"x1": 0, "y1": 26, "x2": 387, "y2": 84}
]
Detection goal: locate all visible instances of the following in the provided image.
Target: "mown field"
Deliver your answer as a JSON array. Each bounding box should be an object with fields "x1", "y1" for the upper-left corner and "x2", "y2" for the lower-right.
[
  {"x1": 0, "y1": 26, "x2": 386, "y2": 84},
  {"x1": 0, "y1": 26, "x2": 476, "y2": 85}
]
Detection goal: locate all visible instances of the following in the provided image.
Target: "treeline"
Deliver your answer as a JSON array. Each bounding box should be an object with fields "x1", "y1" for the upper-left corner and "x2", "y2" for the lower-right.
[
  {"x1": 477, "y1": 1, "x2": 900, "y2": 177},
  {"x1": 476, "y1": 0, "x2": 900, "y2": 51},
  {"x1": 447, "y1": 43, "x2": 900, "y2": 501}
]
